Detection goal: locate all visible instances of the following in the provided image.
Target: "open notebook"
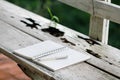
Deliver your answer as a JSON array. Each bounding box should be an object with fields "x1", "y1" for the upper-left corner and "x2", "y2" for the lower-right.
[{"x1": 13, "y1": 40, "x2": 90, "y2": 71}]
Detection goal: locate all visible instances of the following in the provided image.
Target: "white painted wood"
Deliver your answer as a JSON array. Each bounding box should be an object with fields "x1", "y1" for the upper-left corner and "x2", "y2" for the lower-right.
[
  {"x1": 94, "y1": 0, "x2": 120, "y2": 24},
  {"x1": 58, "y1": 0, "x2": 120, "y2": 24},
  {"x1": 58, "y1": 0, "x2": 93, "y2": 14},
  {"x1": 2, "y1": 0, "x2": 120, "y2": 24},
  {"x1": 0, "y1": 20, "x2": 54, "y2": 80},
  {"x1": 0, "y1": 0, "x2": 120, "y2": 79},
  {"x1": 89, "y1": 16, "x2": 109, "y2": 44},
  {"x1": 58, "y1": 0, "x2": 110, "y2": 44},
  {"x1": 89, "y1": 0, "x2": 111, "y2": 44},
  {"x1": 0, "y1": 20, "x2": 119, "y2": 80},
  {"x1": 0, "y1": 0, "x2": 120, "y2": 78}
]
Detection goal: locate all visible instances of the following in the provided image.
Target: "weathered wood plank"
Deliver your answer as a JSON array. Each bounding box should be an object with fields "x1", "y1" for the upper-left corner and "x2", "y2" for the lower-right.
[
  {"x1": 89, "y1": 16, "x2": 109, "y2": 44},
  {"x1": 0, "y1": 20, "x2": 60, "y2": 80},
  {"x1": 0, "y1": 20, "x2": 55, "y2": 80},
  {"x1": 94, "y1": 0, "x2": 120, "y2": 24},
  {"x1": 0, "y1": 20, "x2": 119, "y2": 80},
  {"x1": 0, "y1": 0, "x2": 120, "y2": 78},
  {"x1": 58, "y1": 0, "x2": 93, "y2": 14},
  {"x1": 89, "y1": 0, "x2": 111, "y2": 44},
  {"x1": 58, "y1": 0, "x2": 120, "y2": 24}
]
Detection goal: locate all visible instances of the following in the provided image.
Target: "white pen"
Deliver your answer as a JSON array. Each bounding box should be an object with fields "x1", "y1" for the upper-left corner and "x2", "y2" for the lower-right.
[{"x1": 38, "y1": 55, "x2": 68, "y2": 61}]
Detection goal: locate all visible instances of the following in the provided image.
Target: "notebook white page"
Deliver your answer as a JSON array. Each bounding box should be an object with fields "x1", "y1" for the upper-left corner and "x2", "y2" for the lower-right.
[
  {"x1": 14, "y1": 40, "x2": 64, "y2": 59},
  {"x1": 13, "y1": 40, "x2": 90, "y2": 71},
  {"x1": 34, "y1": 47, "x2": 90, "y2": 71}
]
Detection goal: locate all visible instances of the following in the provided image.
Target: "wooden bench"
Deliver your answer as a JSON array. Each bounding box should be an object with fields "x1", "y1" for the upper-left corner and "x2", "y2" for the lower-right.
[{"x1": 0, "y1": 0, "x2": 120, "y2": 80}]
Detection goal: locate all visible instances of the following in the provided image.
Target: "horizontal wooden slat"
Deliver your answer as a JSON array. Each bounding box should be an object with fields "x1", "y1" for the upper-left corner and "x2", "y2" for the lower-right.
[
  {"x1": 94, "y1": 0, "x2": 120, "y2": 24},
  {"x1": 58, "y1": 0, "x2": 93, "y2": 14},
  {"x1": 58, "y1": 0, "x2": 120, "y2": 24}
]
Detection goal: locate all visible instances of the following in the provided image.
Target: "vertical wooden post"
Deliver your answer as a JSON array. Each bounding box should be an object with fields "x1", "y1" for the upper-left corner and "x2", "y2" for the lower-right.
[{"x1": 89, "y1": 0, "x2": 111, "y2": 44}]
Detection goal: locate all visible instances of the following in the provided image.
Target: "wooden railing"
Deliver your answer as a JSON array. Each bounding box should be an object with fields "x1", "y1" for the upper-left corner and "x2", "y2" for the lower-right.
[
  {"x1": 58, "y1": 0, "x2": 120, "y2": 44},
  {"x1": 0, "y1": 0, "x2": 120, "y2": 79}
]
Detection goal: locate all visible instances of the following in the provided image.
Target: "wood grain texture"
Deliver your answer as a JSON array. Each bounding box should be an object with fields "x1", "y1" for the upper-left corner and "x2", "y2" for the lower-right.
[
  {"x1": 58, "y1": 0, "x2": 120, "y2": 44},
  {"x1": 0, "y1": 20, "x2": 118, "y2": 80},
  {"x1": 89, "y1": 0, "x2": 111, "y2": 44},
  {"x1": 58, "y1": 0, "x2": 93, "y2": 14},
  {"x1": 0, "y1": 20, "x2": 54, "y2": 80},
  {"x1": 59, "y1": 0, "x2": 120, "y2": 24},
  {"x1": 94, "y1": 0, "x2": 120, "y2": 24},
  {"x1": 0, "y1": 0, "x2": 120, "y2": 80},
  {"x1": 89, "y1": 16, "x2": 110, "y2": 44}
]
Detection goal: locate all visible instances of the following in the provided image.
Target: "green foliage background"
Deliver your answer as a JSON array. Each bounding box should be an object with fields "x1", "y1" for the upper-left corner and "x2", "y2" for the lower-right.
[{"x1": 7, "y1": 0, "x2": 120, "y2": 49}]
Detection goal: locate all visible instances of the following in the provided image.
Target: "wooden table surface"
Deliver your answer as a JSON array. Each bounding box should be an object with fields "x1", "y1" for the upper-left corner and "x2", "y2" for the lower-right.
[{"x1": 0, "y1": 0, "x2": 120, "y2": 80}]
